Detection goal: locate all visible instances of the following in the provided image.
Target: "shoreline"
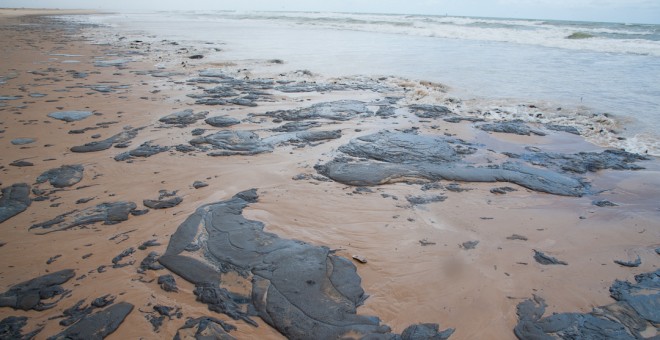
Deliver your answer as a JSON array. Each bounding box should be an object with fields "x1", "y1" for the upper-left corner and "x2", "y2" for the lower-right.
[
  {"x1": 82, "y1": 10, "x2": 660, "y2": 157},
  {"x1": 0, "y1": 11, "x2": 658, "y2": 339},
  {"x1": 0, "y1": 8, "x2": 103, "y2": 17}
]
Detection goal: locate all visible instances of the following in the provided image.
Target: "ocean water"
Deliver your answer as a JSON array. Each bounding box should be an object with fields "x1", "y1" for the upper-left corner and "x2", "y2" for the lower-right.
[{"x1": 81, "y1": 11, "x2": 660, "y2": 155}]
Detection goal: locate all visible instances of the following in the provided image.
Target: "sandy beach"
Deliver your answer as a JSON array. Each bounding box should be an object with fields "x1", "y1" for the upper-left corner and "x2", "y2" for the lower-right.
[{"x1": 0, "y1": 9, "x2": 658, "y2": 339}]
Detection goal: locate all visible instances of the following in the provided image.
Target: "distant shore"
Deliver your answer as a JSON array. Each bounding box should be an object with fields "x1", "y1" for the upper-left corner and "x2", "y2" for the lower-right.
[{"x1": 0, "y1": 8, "x2": 103, "y2": 17}]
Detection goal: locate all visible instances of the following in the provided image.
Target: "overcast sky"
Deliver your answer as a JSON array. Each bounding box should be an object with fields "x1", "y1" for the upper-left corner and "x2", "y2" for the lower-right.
[{"x1": 3, "y1": 0, "x2": 659, "y2": 24}]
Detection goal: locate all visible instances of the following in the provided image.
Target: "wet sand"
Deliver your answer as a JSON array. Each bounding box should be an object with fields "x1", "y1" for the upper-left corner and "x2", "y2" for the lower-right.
[{"x1": 0, "y1": 10, "x2": 658, "y2": 339}]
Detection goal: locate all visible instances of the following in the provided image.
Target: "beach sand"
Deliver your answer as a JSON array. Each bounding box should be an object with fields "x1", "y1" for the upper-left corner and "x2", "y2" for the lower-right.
[{"x1": 0, "y1": 10, "x2": 658, "y2": 339}]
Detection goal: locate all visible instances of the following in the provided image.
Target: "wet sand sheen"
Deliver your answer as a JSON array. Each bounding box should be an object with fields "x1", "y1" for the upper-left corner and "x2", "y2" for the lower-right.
[{"x1": 0, "y1": 9, "x2": 658, "y2": 340}]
